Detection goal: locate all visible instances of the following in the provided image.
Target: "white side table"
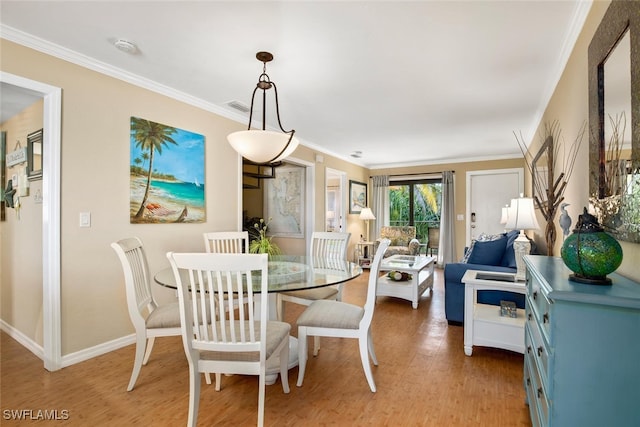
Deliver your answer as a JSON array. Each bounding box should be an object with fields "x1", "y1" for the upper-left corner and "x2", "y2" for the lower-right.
[
  {"x1": 461, "y1": 270, "x2": 526, "y2": 356},
  {"x1": 355, "y1": 241, "x2": 375, "y2": 269}
]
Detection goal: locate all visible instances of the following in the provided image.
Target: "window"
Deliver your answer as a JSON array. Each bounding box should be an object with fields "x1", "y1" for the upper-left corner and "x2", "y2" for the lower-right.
[{"x1": 389, "y1": 179, "x2": 442, "y2": 242}]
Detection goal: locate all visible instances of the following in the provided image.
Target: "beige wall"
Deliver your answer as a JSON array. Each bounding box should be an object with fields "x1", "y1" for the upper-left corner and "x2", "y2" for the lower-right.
[
  {"x1": 1, "y1": 99, "x2": 44, "y2": 345},
  {"x1": 372, "y1": 158, "x2": 525, "y2": 261},
  {"x1": 529, "y1": 0, "x2": 638, "y2": 282}
]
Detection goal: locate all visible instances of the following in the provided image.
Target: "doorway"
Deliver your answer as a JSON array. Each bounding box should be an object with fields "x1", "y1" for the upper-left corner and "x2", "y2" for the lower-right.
[
  {"x1": 0, "y1": 72, "x2": 62, "y2": 371},
  {"x1": 325, "y1": 168, "x2": 346, "y2": 233}
]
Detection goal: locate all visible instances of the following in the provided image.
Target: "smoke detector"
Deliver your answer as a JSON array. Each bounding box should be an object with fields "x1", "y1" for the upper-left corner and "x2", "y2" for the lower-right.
[
  {"x1": 114, "y1": 39, "x2": 138, "y2": 54},
  {"x1": 350, "y1": 151, "x2": 363, "y2": 158}
]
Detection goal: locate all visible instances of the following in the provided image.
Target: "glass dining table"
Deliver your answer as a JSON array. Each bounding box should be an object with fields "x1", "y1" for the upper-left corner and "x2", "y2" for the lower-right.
[{"x1": 153, "y1": 255, "x2": 363, "y2": 383}]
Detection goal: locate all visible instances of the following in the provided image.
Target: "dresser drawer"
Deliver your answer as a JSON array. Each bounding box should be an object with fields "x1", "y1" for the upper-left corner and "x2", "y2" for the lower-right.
[
  {"x1": 526, "y1": 279, "x2": 552, "y2": 344},
  {"x1": 525, "y1": 321, "x2": 551, "y2": 394},
  {"x1": 524, "y1": 355, "x2": 549, "y2": 427}
]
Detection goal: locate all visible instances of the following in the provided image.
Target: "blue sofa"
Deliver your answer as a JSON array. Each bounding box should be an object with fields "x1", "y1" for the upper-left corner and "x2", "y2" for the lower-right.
[{"x1": 444, "y1": 230, "x2": 527, "y2": 324}]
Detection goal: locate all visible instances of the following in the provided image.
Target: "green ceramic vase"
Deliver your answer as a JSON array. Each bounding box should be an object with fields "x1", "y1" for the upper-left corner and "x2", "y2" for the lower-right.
[{"x1": 560, "y1": 208, "x2": 623, "y2": 285}]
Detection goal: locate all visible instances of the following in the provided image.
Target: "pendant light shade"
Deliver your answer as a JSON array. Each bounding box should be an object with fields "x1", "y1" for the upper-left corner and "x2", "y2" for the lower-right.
[
  {"x1": 227, "y1": 51, "x2": 298, "y2": 164},
  {"x1": 228, "y1": 130, "x2": 299, "y2": 164}
]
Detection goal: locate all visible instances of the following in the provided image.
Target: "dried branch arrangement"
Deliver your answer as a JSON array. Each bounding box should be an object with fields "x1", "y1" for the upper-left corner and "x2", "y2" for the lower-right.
[
  {"x1": 602, "y1": 112, "x2": 628, "y2": 198},
  {"x1": 514, "y1": 120, "x2": 586, "y2": 255}
]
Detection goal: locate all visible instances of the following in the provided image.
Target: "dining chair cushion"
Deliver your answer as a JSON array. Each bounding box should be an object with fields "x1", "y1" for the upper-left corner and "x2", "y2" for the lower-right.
[
  {"x1": 296, "y1": 300, "x2": 364, "y2": 330},
  {"x1": 280, "y1": 287, "x2": 338, "y2": 301},
  {"x1": 199, "y1": 321, "x2": 291, "y2": 362},
  {"x1": 145, "y1": 301, "x2": 182, "y2": 329}
]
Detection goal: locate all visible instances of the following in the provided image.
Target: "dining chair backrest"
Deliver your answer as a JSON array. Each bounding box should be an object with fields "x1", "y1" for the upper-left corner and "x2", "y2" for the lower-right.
[
  {"x1": 111, "y1": 236, "x2": 157, "y2": 326},
  {"x1": 361, "y1": 238, "x2": 391, "y2": 328},
  {"x1": 168, "y1": 252, "x2": 268, "y2": 354},
  {"x1": 203, "y1": 231, "x2": 249, "y2": 254},
  {"x1": 310, "y1": 231, "x2": 350, "y2": 260}
]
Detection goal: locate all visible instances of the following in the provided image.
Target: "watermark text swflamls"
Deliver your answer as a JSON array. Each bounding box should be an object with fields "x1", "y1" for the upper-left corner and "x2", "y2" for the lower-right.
[{"x1": 3, "y1": 409, "x2": 70, "y2": 421}]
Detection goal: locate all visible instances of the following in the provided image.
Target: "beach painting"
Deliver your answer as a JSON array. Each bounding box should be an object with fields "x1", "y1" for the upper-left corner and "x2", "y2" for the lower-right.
[{"x1": 129, "y1": 116, "x2": 205, "y2": 223}]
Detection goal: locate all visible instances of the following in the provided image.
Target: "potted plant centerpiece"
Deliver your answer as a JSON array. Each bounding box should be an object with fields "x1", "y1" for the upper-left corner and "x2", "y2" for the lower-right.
[{"x1": 249, "y1": 218, "x2": 281, "y2": 257}]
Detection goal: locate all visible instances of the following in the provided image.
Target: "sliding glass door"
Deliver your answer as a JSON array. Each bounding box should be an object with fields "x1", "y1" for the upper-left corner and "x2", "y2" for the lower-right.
[{"x1": 389, "y1": 179, "x2": 442, "y2": 243}]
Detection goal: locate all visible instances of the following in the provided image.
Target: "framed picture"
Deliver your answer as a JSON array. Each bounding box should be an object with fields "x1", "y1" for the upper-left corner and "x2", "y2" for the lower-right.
[
  {"x1": 349, "y1": 180, "x2": 367, "y2": 214},
  {"x1": 27, "y1": 128, "x2": 43, "y2": 181},
  {"x1": 264, "y1": 165, "x2": 305, "y2": 238}
]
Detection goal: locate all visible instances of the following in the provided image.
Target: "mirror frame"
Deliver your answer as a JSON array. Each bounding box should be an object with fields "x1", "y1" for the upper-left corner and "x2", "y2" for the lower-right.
[
  {"x1": 588, "y1": 0, "x2": 639, "y2": 242},
  {"x1": 27, "y1": 128, "x2": 43, "y2": 181}
]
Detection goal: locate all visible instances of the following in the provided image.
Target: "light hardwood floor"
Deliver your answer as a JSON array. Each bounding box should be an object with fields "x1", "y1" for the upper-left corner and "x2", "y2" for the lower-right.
[{"x1": 1, "y1": 268, "x2": 532, "y2": 426}]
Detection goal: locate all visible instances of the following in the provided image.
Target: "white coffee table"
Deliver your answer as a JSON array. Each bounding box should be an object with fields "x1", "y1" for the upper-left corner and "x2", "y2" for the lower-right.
[{"x1": 377, "y1": 254, "x2": 435, "y2": 309}]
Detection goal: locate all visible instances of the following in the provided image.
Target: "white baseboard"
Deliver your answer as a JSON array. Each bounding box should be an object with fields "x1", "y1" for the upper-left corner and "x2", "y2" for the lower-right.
[{"x1": 1, "y1": 319, "x2": 135, "y2": 368}]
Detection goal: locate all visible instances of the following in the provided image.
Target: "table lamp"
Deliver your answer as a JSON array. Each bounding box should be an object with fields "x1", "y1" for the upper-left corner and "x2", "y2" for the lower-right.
[
  {"x1": 505, "y1": 196, "x2": 540, "y2": 281},
  {"x1": 359, "y1": 207, "x2": 376, "y2": 242}
]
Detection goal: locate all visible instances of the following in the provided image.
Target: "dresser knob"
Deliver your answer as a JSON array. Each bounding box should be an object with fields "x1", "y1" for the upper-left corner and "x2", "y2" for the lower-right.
[
  {"x1": 526, "y1": 378, "x2": 531, "y2": 386},
  {"x1": 543, "y1": 313, "x2": 549, "y2": 323},
  {"x1": 533, "y1": 291, "x2": 538, "y2": 300},
  {"x1": 537, "y1": 346, "x2": 544, "y2": 357},
  {"x1": 537, "y1": 387, "x2": 543, "y2": 399},
  {"x1": 527, "y1": 346, "x2": 532, "y2": 354},
  {"x1": 528, "y1": 313, "x2": 532, "y2": 321}
]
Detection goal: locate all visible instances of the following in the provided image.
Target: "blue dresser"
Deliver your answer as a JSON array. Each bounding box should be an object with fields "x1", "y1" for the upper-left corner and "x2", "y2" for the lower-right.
[{"x1": 523, "y1": 255, "x2": 640, "y2": 427}]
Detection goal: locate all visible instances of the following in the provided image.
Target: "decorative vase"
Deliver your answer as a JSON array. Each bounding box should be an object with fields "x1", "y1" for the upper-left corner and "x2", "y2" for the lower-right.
[{"x1": 560, "y1": 207, "x2": 623, "y2": 285}]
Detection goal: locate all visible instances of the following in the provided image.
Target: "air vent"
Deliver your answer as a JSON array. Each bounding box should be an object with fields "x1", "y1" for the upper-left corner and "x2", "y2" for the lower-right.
[{"x1": 226, "y1": 100, "x2": 250, "y2": 113}]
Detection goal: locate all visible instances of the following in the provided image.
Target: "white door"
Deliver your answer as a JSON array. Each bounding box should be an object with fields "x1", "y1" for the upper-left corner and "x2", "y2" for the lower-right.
[{"x1": 466, "y1": 168, "x2": 523, "y2": 245}]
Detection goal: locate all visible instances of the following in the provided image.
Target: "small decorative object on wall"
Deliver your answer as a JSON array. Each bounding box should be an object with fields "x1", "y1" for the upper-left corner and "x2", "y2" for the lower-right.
[
  {"x1": 561, "y1": 207, "x2": 623, "y2": 285},
  {"x1": 265, "y1": 164, "x2": 304, "y2": 237},
  {"x1": 515, "y1": 120, "x2": 585, "y2": 255},
  {"x1": 129, "y1": 117, "x2": 205, "y2": 224},
  {"x1": 1, "y1": 131, "x2": 6, "y2": 221},
  {"x1": 349, "y1": 180, "x2": 367, "y2": 214},
  {"x1": 27, "y1": 128, "x2": 43, "y2": 180}
]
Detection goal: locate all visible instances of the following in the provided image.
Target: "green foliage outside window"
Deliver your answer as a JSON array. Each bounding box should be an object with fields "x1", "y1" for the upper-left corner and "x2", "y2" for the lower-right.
[{"x1": 389, "y1": 182, "x2": 442, "y2": 243}]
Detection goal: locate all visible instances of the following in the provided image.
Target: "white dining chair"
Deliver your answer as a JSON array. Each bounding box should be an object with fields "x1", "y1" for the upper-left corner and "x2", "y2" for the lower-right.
[
  {"x1": 167, "y1": 252, "x2": 290, "y2": 427},
  {"x1": 111, "y1": 237, "x2": 183, "y2": 391},
  {"x1": 277, "y1": 232, "x2": 350, "y2": 355},
  {"x1": 203, "y1": 231, "x2": 249, "y2": 254},
  {"x1": 296, "y1": 238, "x2": 390, "y2": 392}
]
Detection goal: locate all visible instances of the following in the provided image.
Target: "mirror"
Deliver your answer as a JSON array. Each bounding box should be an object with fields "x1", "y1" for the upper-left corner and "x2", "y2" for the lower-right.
[
  {"x1": 588, "y1": 0, "x2": 640, "y2": 243},
  {"x1": 27, "y1": 128, "x2": 43, "y2": 180}
]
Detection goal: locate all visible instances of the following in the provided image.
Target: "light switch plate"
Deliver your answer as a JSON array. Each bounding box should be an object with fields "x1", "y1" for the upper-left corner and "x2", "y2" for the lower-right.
[{"x1": 79, "y1": 212, "x2": 91, "y2": 227}]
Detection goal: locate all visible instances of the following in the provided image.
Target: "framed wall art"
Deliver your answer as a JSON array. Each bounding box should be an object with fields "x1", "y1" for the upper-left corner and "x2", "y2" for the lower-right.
[
  {"x1": 265, "y1": 164, "x2": 305, "y2": 238},
  {"x1": 349, "y1": 180, "x2": 367, "y2": 214},
  {"x1": 129, "y1": 116, "x2": 205, "y2": 224}
]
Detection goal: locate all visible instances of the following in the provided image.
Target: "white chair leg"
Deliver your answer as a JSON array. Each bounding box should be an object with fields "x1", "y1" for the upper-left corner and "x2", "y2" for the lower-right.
[
  {"x1": 142, "y1": 337, "x2": 155, "y2": 365},
  {"x1": 367, "y1": 328, "x2": 378, "y2": 366},
  {"x1": 276, "y1": 295, "x2": 285, "y2": 321},
  {"x1": 279, "y1": 338, "x2": 290, "y2": 393},
  {"x1": 204, "y1": 372, "x2": 212, "y2": 385},
  {"x1": 296, "y1": 328, "x2": 308, "y2": 387},
  {"x1": 215, "y1": 373, "x2": 222, "y2": 391},
  {"x1": 313, "y1": 336, "x2": 321, "y2": 356},
  {"x1": 187, "y1": 364, "x2": 201, "y2": 427},
  {"x1": 258, "y1": 372, "x2": 266, "y2": 427},
  {"x1": 127, "y1": 333, "x2": 147, "y2": 391},
  {"x1": 359, "y1": 335, "x2": 377, "y2": 392}
]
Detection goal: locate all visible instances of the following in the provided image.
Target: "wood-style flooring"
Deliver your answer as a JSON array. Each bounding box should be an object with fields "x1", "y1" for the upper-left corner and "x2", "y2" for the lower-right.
[{"x1": 1, "y1": 268, "x2": 532, "y2": 426}]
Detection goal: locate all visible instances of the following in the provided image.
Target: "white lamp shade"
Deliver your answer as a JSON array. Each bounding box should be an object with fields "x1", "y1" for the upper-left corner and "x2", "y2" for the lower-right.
[
  {"x1": 359, "y1": 207, "x2": 376, "y2": 220},
  {"x1": 227, "y1": 130, "x2": 299, "y2": 164},
  {"x1": 505, "y1": 197, "x2": 540, "y2": 231}
]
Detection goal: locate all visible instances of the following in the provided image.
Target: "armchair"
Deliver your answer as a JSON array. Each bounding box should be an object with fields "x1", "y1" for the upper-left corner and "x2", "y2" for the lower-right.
[{"x1": 374, "y1": 226, "x2": 420, "y2": 258}]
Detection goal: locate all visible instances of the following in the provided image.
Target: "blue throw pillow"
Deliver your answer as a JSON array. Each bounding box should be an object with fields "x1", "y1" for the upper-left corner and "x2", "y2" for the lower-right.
[
  {"x1": 501, "y1": 230, "x2": 520, "y2": 268},
  {"x1": 467, "y1": 235, "x2": 507, "y2": 266}
]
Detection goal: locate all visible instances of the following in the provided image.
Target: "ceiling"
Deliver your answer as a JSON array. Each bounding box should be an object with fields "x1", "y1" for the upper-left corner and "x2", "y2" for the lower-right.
[{"x1": 0, "y1": 1, "x2": 591, "y2": 168}]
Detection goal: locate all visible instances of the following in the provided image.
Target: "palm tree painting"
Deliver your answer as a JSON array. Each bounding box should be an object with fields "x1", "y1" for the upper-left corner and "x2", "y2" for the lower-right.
[{"x1": 129, "y1": 116, "x2": 205, "y2": 223}]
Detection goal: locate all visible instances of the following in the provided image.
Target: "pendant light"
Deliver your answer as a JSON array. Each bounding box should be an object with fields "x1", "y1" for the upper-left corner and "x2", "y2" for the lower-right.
[{"x1": 227, "y1": 51, "x2": 299, "y2": 164}]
